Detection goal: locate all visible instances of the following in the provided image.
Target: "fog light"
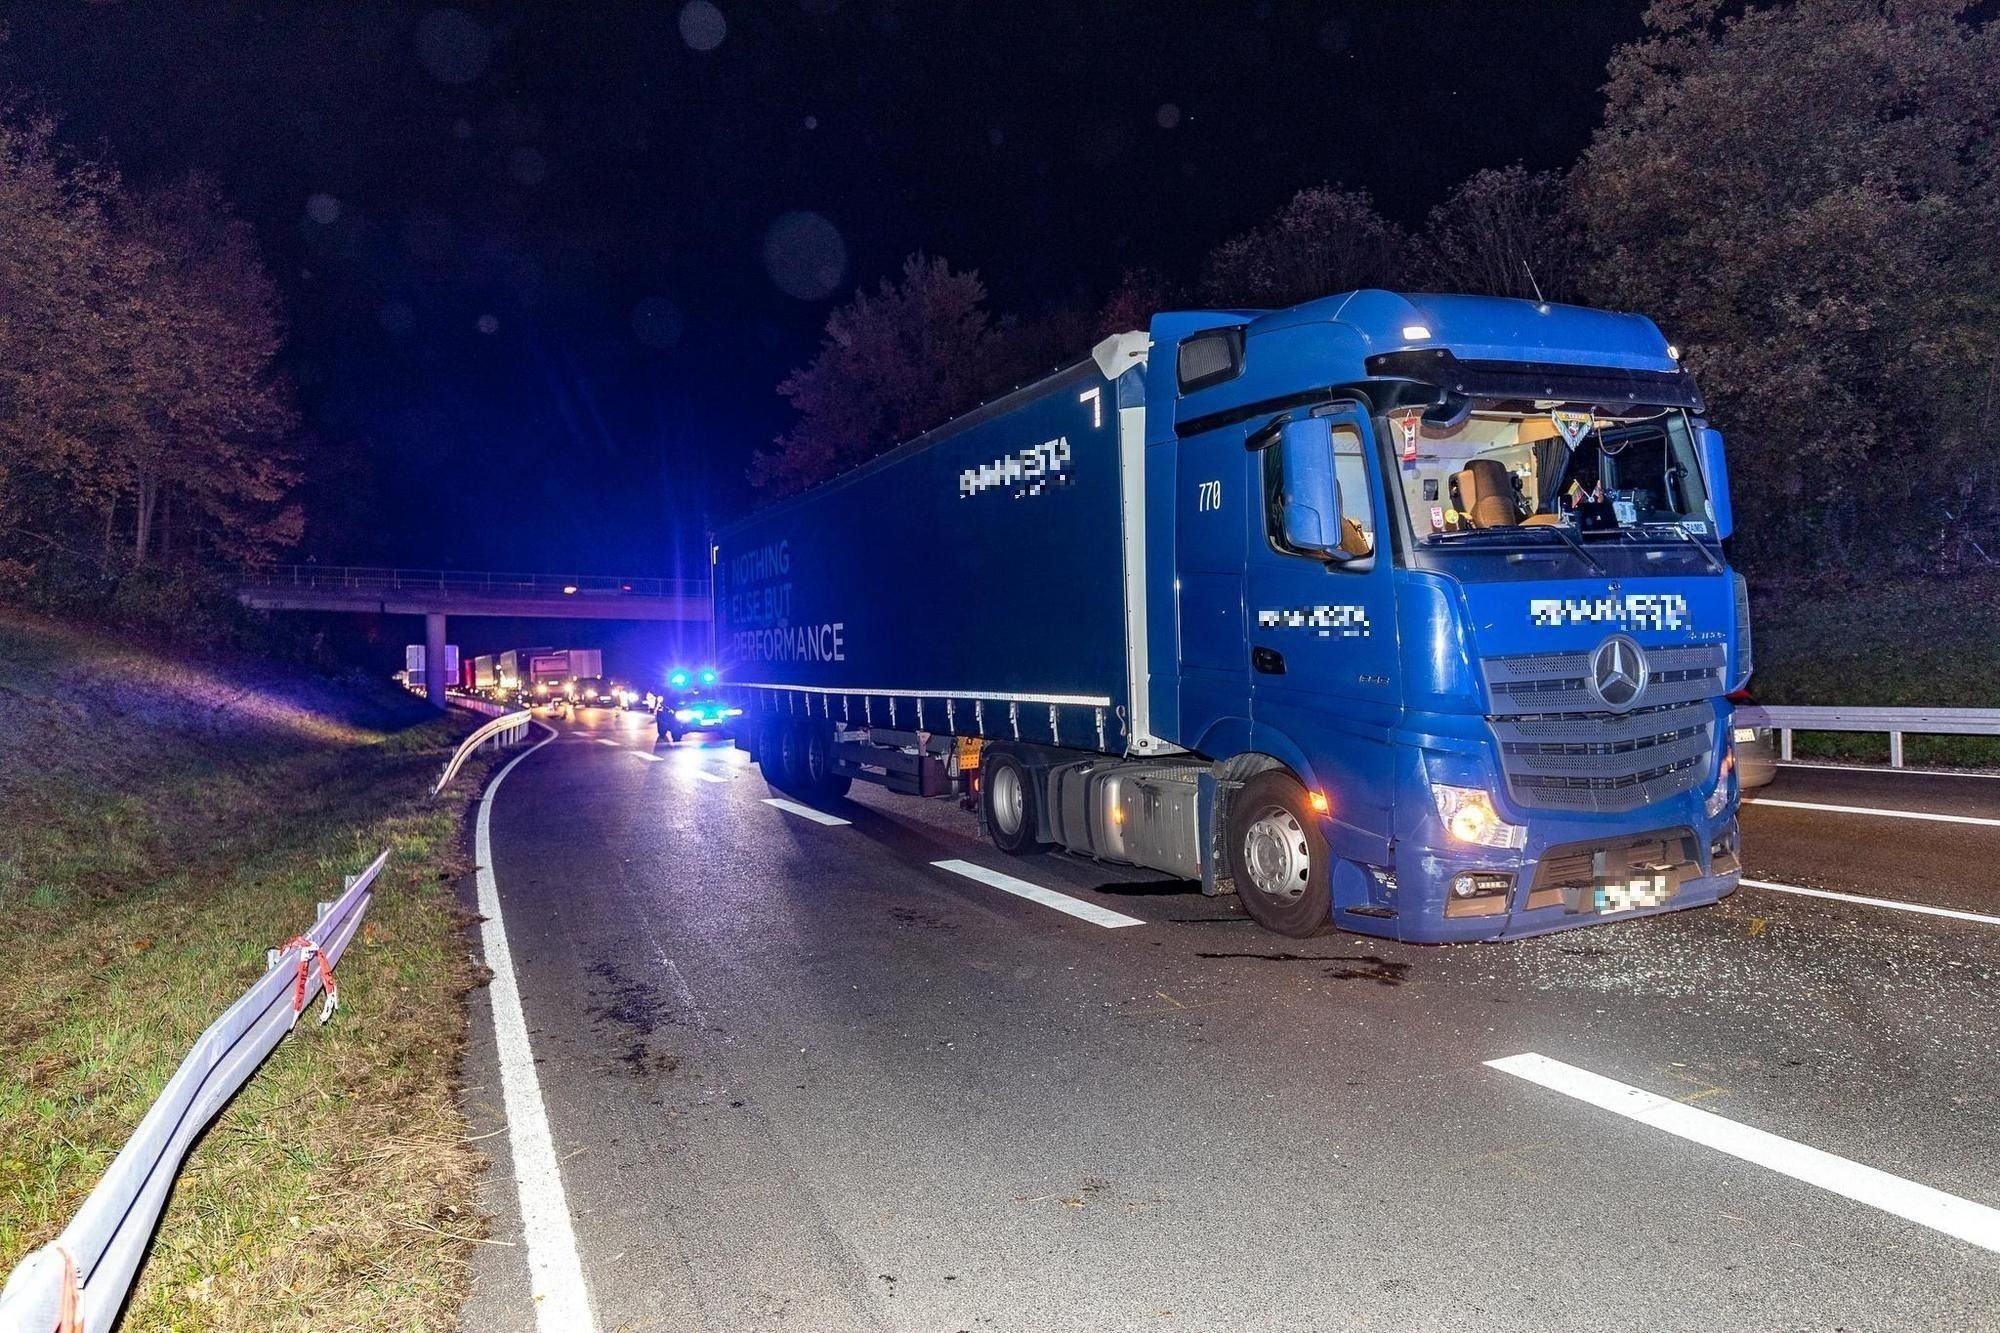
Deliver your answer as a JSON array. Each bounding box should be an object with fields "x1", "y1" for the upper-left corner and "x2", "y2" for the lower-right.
[{"x1": 1450, "y1": 872, "x2": 1512, "y2": 899}]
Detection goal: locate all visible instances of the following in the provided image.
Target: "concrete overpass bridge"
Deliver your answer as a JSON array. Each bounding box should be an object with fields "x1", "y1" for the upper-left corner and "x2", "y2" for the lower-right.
[{"x1": 239, "y1": 565, "x2": 711, "y2": 704}]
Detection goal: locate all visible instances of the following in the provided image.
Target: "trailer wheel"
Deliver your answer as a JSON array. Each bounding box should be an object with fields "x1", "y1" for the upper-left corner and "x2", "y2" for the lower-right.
[
  {"x1": 759, "y1": 715, "x2": 792, "y2": 784},
  {"x1": 803, "y1": 722, "x2": 851, "y2": 801},
  {"x1": 982, "y1": 749, "x2": 1050, "y2": 855},
  {"x1": 1227, "y1": 771, "x2": 1333, "y2": 938}
]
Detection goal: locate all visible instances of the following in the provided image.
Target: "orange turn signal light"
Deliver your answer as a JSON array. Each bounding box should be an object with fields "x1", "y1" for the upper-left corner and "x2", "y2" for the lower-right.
[{"x1": 1308, "y1": 790, "x2": 1330, "y2": 815}]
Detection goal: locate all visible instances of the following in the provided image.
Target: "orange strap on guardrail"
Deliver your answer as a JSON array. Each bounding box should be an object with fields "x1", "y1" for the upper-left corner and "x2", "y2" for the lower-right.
[
  {"x1": 280, "y1": 935, "x2": 339, "y2": 1025},
  {"x1": 55, "y1": 1244, "x2": 82, "y2": 1333}
]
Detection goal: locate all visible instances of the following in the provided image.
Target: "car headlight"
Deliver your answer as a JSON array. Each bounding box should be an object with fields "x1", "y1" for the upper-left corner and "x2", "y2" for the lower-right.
[
  {"x1": 1431, "y1": 783, "x2": 1527, "y2": 850},
  {"x1": 674, "y1": 708, "x2": 694, "y2": 722}
]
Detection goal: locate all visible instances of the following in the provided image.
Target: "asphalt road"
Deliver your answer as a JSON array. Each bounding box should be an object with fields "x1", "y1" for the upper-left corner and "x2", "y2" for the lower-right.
[{"x1": 459, "y1": 707, "x2": 2000, "y2": 1332}]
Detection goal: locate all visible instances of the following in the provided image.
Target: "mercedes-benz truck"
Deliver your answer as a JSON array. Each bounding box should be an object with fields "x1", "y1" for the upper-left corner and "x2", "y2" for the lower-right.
[{"x1": 713, "y1": 290, "x2": 1750, "y2": 941}]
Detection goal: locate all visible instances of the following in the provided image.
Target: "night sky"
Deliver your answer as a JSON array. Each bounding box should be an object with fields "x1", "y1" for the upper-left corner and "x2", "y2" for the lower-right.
[{"x1": 4, "y1": 1, "x2": 1644, "y2": 582}]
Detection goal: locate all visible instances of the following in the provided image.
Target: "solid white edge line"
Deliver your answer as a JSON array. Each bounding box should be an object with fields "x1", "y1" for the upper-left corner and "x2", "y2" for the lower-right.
[
  {"x1": 1741, "y1": 878, "x2": 2000, "y2": 927},
  {"x1": 932, "y1": 858, "x2": 1144, "y2": 929},
  {"x1": 761, "y1": 796, "x2": 852, "y2": 826},
  {"x1": 1776, "y1": 760, "x2": 2000, "y2": 779},
  {"x1": 475, "y1": 730, "x2": 597, "y2": 1331},
  {"x1": 1486, "y1": 1052, "x2": 2000, "y2": 1254},
  {"x1": 1749, "y1": 796, "x2": 2000, "y2": 828}
]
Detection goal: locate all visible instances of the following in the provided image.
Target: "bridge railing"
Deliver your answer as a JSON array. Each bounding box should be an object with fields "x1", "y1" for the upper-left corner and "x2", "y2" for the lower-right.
[{"x1": 244, "y1": 565, "x2": 708, "y2": 600}]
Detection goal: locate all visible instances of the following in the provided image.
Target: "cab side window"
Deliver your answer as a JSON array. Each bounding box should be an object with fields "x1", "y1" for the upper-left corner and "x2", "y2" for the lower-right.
[{"x1": 1331, "y1": 424, "x2": 1374, "y2": 559}]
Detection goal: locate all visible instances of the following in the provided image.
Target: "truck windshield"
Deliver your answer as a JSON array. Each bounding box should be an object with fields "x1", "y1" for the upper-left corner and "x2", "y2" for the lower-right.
[{"x1": 1388, "y1": 401, "x2": 1713, "y2": 549}]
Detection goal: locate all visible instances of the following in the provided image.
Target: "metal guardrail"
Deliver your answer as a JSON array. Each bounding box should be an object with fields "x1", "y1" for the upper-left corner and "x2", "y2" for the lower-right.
[
  {"x1": 243, "y1": 565, "x2": 707, "y2": 600},
  {"x1": 0, "y1": 851, "x2": 388, "y2": 1333},
  {"x1": 1738, "y1": 704, "x2": 2000, "y2": 768},
  {"x1": 432, "y1": 707, "x2": 534, "y2": 796}
]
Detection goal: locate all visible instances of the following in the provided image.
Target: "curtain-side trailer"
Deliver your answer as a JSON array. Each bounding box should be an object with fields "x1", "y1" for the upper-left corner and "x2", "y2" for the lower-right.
[{"x1": 715, "y1": 289, "x2": 1751, "y2": 942}]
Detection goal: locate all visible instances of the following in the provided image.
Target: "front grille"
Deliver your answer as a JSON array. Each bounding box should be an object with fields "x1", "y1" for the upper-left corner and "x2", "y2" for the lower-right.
[{"x1": 1482, "y1": 645, "x2": 1723, "y2": 814}]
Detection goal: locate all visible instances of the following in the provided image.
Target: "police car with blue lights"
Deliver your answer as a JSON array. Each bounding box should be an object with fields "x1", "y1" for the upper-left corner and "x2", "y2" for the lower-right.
[{"x1": 658, "y1": 667, "x2": 739, "y2": 742}]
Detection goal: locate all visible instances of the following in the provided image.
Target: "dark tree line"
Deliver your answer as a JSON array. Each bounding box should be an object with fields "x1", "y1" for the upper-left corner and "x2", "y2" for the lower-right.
[
  {"x1": 759, "y1": 0, "x2": 2000, "y2": 580},
  {"x1": 0, "y1": 109, "x2": 299, "y2": 601}
]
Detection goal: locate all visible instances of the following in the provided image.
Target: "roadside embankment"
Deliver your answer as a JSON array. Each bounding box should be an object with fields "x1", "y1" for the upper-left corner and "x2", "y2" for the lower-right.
[{"x1": 0, "y1": 610, "x2": 489, "y2": 1330}]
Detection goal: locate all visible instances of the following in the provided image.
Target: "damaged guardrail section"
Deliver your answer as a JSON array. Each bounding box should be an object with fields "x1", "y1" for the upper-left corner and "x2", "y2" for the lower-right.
[
  {"x1": 0, "y1": 849, "x2": 390, "y2": 1333},
  {"x1": 432, "y1": 707, "x2": 533, "y2": 797}
]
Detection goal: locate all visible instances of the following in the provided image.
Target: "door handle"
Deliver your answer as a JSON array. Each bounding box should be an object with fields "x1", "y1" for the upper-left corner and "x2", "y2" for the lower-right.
[{"x1": 1252, "y1": 646, "x2": 1286, "y2": 675}]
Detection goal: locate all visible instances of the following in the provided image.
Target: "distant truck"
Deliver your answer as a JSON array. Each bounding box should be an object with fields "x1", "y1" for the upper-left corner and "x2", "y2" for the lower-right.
[
  {"x1": 513, "y1": 647, "x2": 602, "y2": 703},
  {"x1": 713, "y1": 290, "x2": 1752, "y2": 942}
]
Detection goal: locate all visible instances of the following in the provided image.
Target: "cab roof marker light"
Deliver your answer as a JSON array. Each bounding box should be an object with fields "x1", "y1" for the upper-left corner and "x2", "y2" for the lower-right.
[
  {"x1": 1666, "y1": 343, "x2": 1681, "y2": 361},
  {"x1": 1401, "y1": 324, "x2": 1432, "y2": 341}
]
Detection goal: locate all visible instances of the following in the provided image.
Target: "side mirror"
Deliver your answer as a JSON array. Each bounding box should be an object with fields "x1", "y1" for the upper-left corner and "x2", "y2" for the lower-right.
[
  {"x1": 1697, "y1": 426, "x2": 1733, "y2": 540},
  {"x1": 1276, "y1": 419, "x2": 1348, "y2": 558}
]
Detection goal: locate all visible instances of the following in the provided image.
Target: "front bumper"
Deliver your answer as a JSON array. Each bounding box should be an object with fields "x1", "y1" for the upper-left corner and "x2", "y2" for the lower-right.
[{"x1": 1337, "y1": 810, "x2": 1742, "y2": 944}]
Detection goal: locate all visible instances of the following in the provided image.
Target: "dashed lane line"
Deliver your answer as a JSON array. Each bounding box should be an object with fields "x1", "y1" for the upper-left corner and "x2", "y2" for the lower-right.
[
  {"x1": 628, "y1": 751, "x2": 663, "y2": 762},
  {"x1": 691, "y1": 770, "x2": 729, "y2": 783},
  {"x1": 931, "y1": 858, "x2": 1145, "y2": 929},
  {"x1": 593, "y1": 737, "x2": 621, "y2": 747},
  {"x1": 1487, "y1": 1053, "x2": 2000, "y2": 1255},
  {"x1": 1748, "y1": 797, "x2": 2000, "y2": 828},
  {"x1": 762, "y1": 797, "x2": 852, "y2": 826},
  {"x1": 1741, "y1": 878, "x2": 2000, "y2": 928},
  {"x1": 475, "y1": 732, "x2": 597, "y2": 1330}
]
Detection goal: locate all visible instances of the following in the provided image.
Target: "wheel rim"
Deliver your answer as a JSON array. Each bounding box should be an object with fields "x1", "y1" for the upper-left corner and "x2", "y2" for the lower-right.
[
  {"x1": 989, "y1": 764, "x2": 1025, "y2": 836},
  {"x1": 807, "y1": 733, "x2": 827, "y2": 782},
  {"x1": 1243, "y1": 805, "x2": 1309, "y2": 902}
]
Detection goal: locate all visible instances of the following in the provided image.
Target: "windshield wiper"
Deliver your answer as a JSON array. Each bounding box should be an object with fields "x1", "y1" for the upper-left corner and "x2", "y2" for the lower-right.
[
  {"x1": 1432, "y1": 522, "x2": 1605, "y2": 573},
  {"x1": 1535, "y1": 518, "x2": 1606, "y2": 574},
  {"x1": 1621, "y1": 521, "x2": 1726, "y2": 572}
]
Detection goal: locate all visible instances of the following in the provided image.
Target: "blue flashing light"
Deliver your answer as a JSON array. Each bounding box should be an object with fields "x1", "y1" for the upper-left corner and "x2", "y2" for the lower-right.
[
  {"x1": 699, "y1": 668, "x2": 718, "y2": 686},
  {"x1": 667, "y1": 668, "x2": 690, "y2": 689}
]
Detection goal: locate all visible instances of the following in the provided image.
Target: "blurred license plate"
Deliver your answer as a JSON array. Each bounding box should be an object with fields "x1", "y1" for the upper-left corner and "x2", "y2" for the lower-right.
[
  {"x1": 1733, "y1": 726, "x2": 1757, "y2": 742},
  {"x1": 1595, "y1": 873, "x2": 1671, "y2": 914}
]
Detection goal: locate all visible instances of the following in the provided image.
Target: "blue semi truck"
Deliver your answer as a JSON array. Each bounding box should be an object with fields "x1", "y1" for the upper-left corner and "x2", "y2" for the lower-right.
[{"x1": 714, "y1": 289, "x2": 1750, "y2": 942}]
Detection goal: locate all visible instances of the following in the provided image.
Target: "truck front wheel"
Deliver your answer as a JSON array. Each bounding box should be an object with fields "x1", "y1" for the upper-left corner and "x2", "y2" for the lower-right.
[
  {"x1": 1227, "y1": 771, "x2": 1333, "y2": 938},
  {"x1": 983, "y1": 749, "x2": 1050, "y2": 855}
]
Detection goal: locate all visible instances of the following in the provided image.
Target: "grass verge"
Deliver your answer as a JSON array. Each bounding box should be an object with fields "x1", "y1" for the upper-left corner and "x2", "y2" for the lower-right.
[
  {"x1": 1749, "y1": 571, "x2": 2000, "y2": 767},
  {"x1": 0, "y1": 610, "x2": 490, "y2": 1329}
]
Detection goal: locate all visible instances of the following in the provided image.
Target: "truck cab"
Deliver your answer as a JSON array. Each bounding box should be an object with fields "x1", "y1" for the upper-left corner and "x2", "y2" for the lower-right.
[{"x1": 1149, "y1": 292, "x2": 1747, "y2": 940}]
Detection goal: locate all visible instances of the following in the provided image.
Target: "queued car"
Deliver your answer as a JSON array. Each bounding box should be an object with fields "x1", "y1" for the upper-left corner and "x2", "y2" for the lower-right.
[
  {"x1": 1729, "y1": 687, "x2": 1776, "y2": 790},
  {"x1": 569, "y1": 676, "x2": 641, "y2": 710}
]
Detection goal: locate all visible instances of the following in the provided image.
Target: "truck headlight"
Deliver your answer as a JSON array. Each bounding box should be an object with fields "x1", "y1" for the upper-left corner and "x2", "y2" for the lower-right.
[{"x1": 1432, "y1": 784, "x2": 1527, "y2": 850}]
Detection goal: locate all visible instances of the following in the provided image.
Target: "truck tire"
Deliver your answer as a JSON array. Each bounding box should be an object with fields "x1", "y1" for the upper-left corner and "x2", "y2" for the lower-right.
[
  {"x1": 759, "y1": 715, "x2": 793, "y2": 785},
  {"x1": 982, "y1": 748, "x2": 1050, "y2": 855},
  {"x1": 803, "y1": 722, "x2": 852, "y2": 801},
  {"x1": 1227, "y1": 771, "x2": 1333, "y2": 938}
]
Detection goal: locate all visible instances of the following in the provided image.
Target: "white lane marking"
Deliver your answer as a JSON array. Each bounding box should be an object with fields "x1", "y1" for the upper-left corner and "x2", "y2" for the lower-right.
[
  {"x1": 1748, "y1": 797, "x2": 2000, "y2": 828},
  {"x1": 629, "y1": 751, "x2": 663, "y2": 762},
  {"x1": 594, "y1": 737, "x2": 621, "y2": 747},
  {"x1": 691, "y1": 770, "x2": 729, "y2": 784},
  {"x1": 475, "y1": 731, "x2": 597, "y2": 1330},
  {"x1": 1742, "y1": 878, "x2": 2000, "y2": 928},
  {"x1": 1487, "y1": 1052, "x2": 2000, "y2": 1255},
  {"x1": 1777, "y1": 760, "x2": 2000, "y2": 780},
  {"x1": 762, "y1": 797, "x2": 852, "y2": 826},
  {"x1": 931, "y1": 858, "x2": 1144, "y2": 929}
]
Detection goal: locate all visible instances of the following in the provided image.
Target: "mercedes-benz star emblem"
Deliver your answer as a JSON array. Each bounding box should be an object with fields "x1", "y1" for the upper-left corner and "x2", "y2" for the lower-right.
[{"x1": 1589, "y1": 634, "x2": 1649, "y2": 711}]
